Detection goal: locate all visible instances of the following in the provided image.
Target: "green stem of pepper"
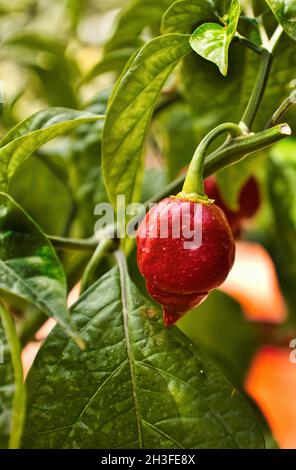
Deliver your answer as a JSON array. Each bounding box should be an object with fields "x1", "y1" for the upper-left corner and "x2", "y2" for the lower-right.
[
  {"x1": 178, "y1": 123, "x2": 243, "y2": 202},
  {"x1": 240, "y1": 48, "x2": 272, "y2": 130},
  {"x1": 48, "y1": 124, "x2": 291, "y2": 252},
  {"x1": 80, "y1": 238, "x2": 115, "y2": 294},
  {"x1": 266, "y1": 91, "x2": 296, "y2": 128}
]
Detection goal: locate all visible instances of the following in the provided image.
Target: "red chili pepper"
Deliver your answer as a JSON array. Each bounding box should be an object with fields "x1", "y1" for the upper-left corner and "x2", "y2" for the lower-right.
[{"x1": 137, "y1": 197, "x2": 235, "y2": 326}]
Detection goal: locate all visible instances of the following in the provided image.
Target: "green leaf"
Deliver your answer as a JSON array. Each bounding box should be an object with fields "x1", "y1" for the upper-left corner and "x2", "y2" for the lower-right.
[
  {"x1": 0, "y1": 108, "x2": 104, "y2": 192},
  {"x1": 9, "y1": 153, "x2": 74, "y2": 236},
  {"x1": 266, "y1": 0, "x2": 296, "y2": 41},
  {"x1": 190, "y1": 0, "x2": 241, "y2": 76},
  {"x1": 0, "y1": 302, "x2": 26, "y2": 449},
  {"x1": 181, "y1": 33, "x2": 296, "y2": 200},
  {"x1": 181, "y1": 7, "x2": 288, "y2": 133},
  {"x1": 0, "y1": 193, "x2": 80, "y2": 345},
  {"x1": 31, "y1": 65, "x2": 78, "y2": 109},
  {"x1": 102, "y1": 34, "x2": 191, "y2": 209},
  {"x1": 23, "y1": 258, "x2": 264, "y2": 449},
  {"x1": 162, "y1": 0, "x2": 224, "y2": 35}
]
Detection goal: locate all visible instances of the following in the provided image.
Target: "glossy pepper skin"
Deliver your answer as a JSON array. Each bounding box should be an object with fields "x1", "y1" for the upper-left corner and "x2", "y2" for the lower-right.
[
  {"x1": 137, "y1": 197, "x2": 235, "y2": 326},
  {"x1": 205, "y1": 175, "x2": 260, "y2": 236}
]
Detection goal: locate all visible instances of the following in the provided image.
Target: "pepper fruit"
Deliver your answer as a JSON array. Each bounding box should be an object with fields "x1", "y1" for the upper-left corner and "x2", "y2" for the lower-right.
[
  {"x1": 137, "y1": 197, "x2": 235, "y2": 326},
  {"x1": 137, "y1": 123, "x2": 241, "y2": 326},
  {"x1": 205, "y1": 175, "x2": 260, "y2": 237}
]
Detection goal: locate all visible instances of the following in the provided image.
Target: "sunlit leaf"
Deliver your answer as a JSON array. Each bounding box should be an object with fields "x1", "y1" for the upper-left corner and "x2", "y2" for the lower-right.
[{"x1": 190, "y1": 0, "x2": 241, "y2": 76}]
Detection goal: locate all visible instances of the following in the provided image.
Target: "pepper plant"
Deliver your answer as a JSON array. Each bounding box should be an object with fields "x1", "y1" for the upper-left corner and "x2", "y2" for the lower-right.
[{"x1": 0, "y1": 0, "x2": 296, "y2": 449}]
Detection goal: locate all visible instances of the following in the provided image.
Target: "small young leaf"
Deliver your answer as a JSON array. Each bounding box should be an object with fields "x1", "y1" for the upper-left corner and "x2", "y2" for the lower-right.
[
  {"x1": 23, "y1": 259, "x2": 264, "y2": 449},
  {"x1": 182, "y1": 31, "x2": 296, "y2": 144},
  {"x1": 102, "y1": 34, "x2": 191, "y2": 209},
  {"x1": 0, "y1": 108, "x2": 104, "y2": 192},
  {"x1": 266, "y1": 0, "x2": 296, "y2": 41},
  {"x1": 0, "y1": 193, "x2": 79, "y2": 344},
  {"x1": 190, "y1": 0, "x2": 241, "y2": 76},
  {"x1": 0, "y1": 302, "x2": 26, "y2": 449}
]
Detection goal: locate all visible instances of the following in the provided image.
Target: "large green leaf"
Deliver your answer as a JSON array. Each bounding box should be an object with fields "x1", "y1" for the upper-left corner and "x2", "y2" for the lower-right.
[
  {"x1": 0, "y1": 193, "x2": 80, "y2": 344},
  {"x1": 0, "y1": 108, "x2": 104, "y2": 192},
  {"x1": 0, "y1": 302, "x2": 25, "y2": 449},
  {"x1": 23, "y1": 258, "x2": 264, "y2": 449},
  {"x1": 190, "y1": 0, "x2": 241, "y2": 76},
  {"x1": 266, "y1": 0, "x2": 296, "y2": 41},
  {"x1": 102, "y1": 34, "x2": 191, "y2": 209}
]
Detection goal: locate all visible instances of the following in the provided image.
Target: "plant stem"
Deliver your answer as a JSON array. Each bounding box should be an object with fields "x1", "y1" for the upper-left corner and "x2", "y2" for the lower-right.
[
  {"x1": 206, "y1": 123, "x2": 291, "y2": 173},
  {"x1": 80, "y1": 238, "x2": 115, "y2": 294},
  {"x1": 49, "y1": 235, "x2": 98, "y2": 252},
  {"x1": 269, "y1": 24, "x2": 284, "y2": 52},
  {"x1": 257, "y1": 16, "x2": 270, "y2": 48},
  {"x1": 50, "y1": 126, "x2": 291, "y2": 253},
  {"x1": 0, "y1": 302, "x2": 26, "y2": 449},
  {"x1": 146, "y1": 123, "x2": 291, "y2": 206},
  {"x1": 240, "y1": 48, "x2": 272, "y2": 130},
  {"x1": 234, "y1": 34, "x2": 262, "y2": 55},
  {"x1": 180, "y1": 123, "x2": 242, "y2": 201},
  {"x1": 266, "y1": 91, "x2": 296, "y2": 128}
]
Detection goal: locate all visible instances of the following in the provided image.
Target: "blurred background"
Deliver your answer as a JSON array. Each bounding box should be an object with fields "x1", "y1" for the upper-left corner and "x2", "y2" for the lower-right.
[{"x1": 1, "y1": 0, "x2": 296, "y2": 449}]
